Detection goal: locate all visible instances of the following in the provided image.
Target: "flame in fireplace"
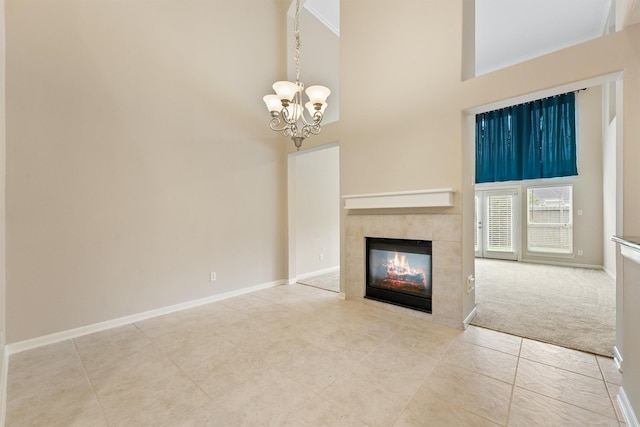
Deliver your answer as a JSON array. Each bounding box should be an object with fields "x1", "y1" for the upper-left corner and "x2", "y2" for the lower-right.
[{"x1": 384, "y1": 252, "x2": 424, "y2": 285}]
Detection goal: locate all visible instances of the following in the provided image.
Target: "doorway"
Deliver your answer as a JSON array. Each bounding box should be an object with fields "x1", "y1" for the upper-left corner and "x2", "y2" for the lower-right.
[
  {"x1": 465, "y1": 78, "x2": 621, "y2": 358},
  {"x1": 287, "y1": 144, "x2": 341, "y2": 292},
  {"x1": 474, "y1": 188, "x2": 519, "y2": 261}
]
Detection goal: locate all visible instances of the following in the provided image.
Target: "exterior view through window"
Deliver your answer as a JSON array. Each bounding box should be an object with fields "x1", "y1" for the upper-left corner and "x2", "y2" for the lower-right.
[{"x1": 527, "y1": 185, "x2": 573, "y2": 254}]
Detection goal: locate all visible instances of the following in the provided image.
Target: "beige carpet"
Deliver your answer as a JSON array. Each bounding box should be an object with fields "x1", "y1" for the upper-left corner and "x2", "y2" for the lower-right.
[
  {"x1": 471, "y1": 259, "x2": 615, "y2": 357},
  {"x1": 297, "y1": 270, "x2": 340, "y2": 293}
]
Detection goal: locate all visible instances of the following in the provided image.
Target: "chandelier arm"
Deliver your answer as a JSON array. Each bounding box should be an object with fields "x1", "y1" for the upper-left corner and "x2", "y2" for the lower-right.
[
  {"x1": 280, "y1": 107, "x2": 294, "y2": 125},
  {"x1": 269, "y1": 116, "x2": 289, "y2": 132},
  {"x1": 288, "y1": 123, "x2": 299, "y2": 138},
  {"x1": 303, "y1": 123, "x2": 322, "y2": 136},
  {"x1": 297, "y1": 109, "x2": 323, "y2": 127}
]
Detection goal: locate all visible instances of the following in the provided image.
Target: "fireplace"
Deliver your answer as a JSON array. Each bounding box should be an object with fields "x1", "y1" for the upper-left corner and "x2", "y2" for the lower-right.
[{"x1": 366, "y1": 237, "x2": 432, "y2": 313}]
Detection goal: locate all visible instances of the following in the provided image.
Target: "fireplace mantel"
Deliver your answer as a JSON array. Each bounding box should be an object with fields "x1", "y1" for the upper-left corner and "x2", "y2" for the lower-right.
[{"x1": 342, "y1": 188, "x2": 454, "y2": 210}]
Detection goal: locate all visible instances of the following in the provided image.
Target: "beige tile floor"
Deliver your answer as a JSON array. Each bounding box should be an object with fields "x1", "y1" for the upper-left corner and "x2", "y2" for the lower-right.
[{"x1": 6, "y1": 284, "x2": 626, "y2": 426}]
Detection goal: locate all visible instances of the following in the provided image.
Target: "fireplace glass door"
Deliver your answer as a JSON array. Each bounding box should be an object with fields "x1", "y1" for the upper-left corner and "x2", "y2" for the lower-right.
[{"x1": 366, "y1": 237, "x2": 432, "y2": 313}]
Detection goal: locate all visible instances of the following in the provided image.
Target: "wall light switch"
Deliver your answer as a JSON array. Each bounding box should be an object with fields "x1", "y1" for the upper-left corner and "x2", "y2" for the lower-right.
[
  {"x1": 210, "y1": 272, "x2": 217, "y2": 281},
  {"x1": 577, "y1": 210, "x2": 583, "y2": 215}
]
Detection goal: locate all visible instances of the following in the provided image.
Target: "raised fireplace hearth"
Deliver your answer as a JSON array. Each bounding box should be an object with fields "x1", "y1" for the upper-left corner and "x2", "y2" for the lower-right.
[{"x1": 366, "y1": 237, "x2": 432, "y2": 313}]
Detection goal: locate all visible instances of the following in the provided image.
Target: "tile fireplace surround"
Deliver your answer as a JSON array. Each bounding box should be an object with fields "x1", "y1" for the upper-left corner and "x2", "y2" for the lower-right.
[{"x1": 344, "y1": 212, "x2": 463, "y2": 328}]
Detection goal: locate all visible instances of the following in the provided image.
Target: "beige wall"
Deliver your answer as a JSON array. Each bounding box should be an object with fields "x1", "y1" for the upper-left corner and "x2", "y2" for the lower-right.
[
  {"x1": 5, "y1": 0, "x2": 290, "y2": 343},
  {"x1": 0, "y1": 0, "x2": 6, "y2": 358},
  {"x1": 341, "y1": 1, "x2": 464, "y2": 200},
  {"x1": 618, "y1": 0, "x2": 640, "y2": 29}
]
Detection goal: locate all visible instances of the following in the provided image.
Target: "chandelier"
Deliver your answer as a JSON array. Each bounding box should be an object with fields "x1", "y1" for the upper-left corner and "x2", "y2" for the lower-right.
[{"x1": 263, "y1": 0, "x2": 331, "y2": 150}]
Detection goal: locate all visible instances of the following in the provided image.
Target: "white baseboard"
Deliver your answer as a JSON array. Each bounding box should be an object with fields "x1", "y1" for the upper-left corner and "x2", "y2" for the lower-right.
[
  {"x1": 6, "y1": 279, "x2": 286, "y2": 355},
  {"x1": 614, "y1": 346, "x2": 623, "y2": 371},
  {"x1": 603, "y1": 267, "x2": 616, "y2": 281},
  {"x1": 295, "y1": 266, "x2": 339, "y2": 281},
  {"x1": 0, "y1": 343, "x2": 7, "y2": 427},
  {"x1": 618, "y1": 387, "x2": 639, "y2": 427},
  {"x1": 463, "y1": 306, "x2": 478, "y2": 329},
  {"x1": 518, "y1": 258, "x2": 604, "y2": 270}
]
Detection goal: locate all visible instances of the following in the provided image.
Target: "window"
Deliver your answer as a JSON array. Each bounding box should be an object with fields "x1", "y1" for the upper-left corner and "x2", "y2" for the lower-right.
[{"x1": 527, "y1": 185, "x2": 572, "y2": 254}]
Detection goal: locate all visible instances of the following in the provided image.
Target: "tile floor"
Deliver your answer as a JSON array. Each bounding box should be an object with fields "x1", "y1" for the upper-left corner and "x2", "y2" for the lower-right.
[{"x1": 5, "y1": 283, "x2": 626, "y2": 426}]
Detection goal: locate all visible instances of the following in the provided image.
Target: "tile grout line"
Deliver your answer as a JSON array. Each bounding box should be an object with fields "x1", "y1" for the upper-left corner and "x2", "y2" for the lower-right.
[
  {"x1": 132, "y1": 318, "x2": 222, "y2": 406},
  {"x1": 504, "y1": 336, "x2": 524, "y2": 426},
  {"x1": 71, "y1": 338, "x2": 110, "y2": 427},
  {"x1": 596, "y1": 355, "x2": 626, "y2": 423},
  {"x1": 516, "y1": 341, "x2": 620, "y2": 420},
  {"x1": 389, "y1": 329, "x2": 509, "y2": 426}
]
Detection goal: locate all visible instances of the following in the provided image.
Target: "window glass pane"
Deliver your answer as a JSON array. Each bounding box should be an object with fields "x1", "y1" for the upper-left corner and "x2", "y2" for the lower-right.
[{"x1": 527, "y1": 185, "x2": 573, "y2": 254}]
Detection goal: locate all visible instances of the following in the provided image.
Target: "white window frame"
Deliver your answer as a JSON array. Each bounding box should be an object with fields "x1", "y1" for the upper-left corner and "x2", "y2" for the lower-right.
[{"x1": 526, "y1": 184, "x2": 573, "y2": 255}]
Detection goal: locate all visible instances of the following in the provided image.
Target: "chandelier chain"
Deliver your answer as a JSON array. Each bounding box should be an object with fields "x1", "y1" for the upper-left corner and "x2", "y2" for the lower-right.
[{"x1": 294, "y1": 0, "x2": 301, "y2": 83}]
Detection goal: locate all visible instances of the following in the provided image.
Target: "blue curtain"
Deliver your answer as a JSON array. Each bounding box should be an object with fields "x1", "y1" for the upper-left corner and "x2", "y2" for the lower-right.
[
  {"x1": 476, "y1": 108, "x2": 522, "y2": 183},
  {"x1": 476, "y1": 92, "x2": 577, "y2": 183},
  {"x1": 518, "y1": 101, "x2": 540, "y2": 180},
  {"x1": 540, "y1": 93, "x2": 577, "y2": 178}
]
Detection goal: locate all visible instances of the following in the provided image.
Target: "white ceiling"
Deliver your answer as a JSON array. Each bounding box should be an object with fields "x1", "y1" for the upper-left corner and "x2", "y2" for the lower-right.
[
  {"x1": 304, "y1": 0, "x2": 340, "y2": 36},
  {"x1": 475, "y1": 0, "x2": 613, "y2": 75},
  {"x1": 302, "y1": 0, "x2": 614, "y2": 77}
]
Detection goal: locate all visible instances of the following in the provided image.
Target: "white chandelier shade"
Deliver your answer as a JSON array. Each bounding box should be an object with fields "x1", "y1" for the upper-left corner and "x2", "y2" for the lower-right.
[{"x1": 272, "y1": 81, "x2": 300, "y2": 102}]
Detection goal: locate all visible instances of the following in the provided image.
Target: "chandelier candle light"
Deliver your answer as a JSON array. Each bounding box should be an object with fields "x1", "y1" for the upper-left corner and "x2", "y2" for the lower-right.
[{"x1": 263, "y1": 0, "x2": 331, "y2": 150}]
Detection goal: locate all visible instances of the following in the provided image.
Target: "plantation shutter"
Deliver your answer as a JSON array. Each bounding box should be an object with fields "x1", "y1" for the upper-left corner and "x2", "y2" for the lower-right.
[{"x1": 486, "y1": 194, "x2": 513, "y2": 252}]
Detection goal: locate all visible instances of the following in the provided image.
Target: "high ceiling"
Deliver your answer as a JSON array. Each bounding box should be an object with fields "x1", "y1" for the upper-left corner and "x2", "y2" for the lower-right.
[
  {"x1": 302, "y1": 0, "x2": 613, "y2": 76},
  {"x1": 475, "y1": 0, "x2": 613, "y2": 75},
  {"x1": 304, "y1": 0, "x2": 340, "y2": 36}
]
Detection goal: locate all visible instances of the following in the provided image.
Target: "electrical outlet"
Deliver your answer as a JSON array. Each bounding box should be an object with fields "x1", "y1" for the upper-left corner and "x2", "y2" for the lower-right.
[
  {"x1": 210, "y1": 272, "x2": 217, "y2": 282},
  {"x1": 577, "y1": 250, "x2": 583, "y2": 256},
  {"x1": 319, "y1": 253, "x2": 324, "y2": 261},
  {"x1": 467, "y1": 275, "x2": 475, "y2": 293}
]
